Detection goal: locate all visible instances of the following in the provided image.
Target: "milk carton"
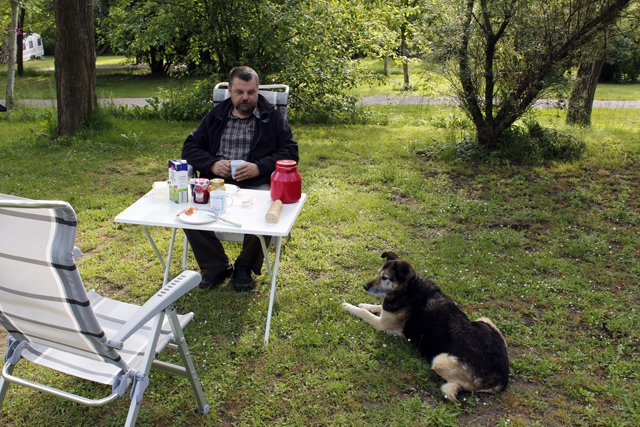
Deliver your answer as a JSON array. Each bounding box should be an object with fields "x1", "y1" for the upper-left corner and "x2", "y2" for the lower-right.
[{"x1": 168, "y1": 159, "x2": 189, "y2": 203}]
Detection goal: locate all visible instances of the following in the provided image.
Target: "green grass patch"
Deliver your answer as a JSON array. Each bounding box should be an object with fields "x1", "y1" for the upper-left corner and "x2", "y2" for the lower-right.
[
  {"x1": 0, "y1": 104, "x2": 639, "y2": 426},
  {"x1": 595, "y1": 82, "x2": 640, "y2": 101},
  {"x1": 0, "y1": 55, "x2": 134, "y2": 71},
  {"x1": 0, "y1": 69, "x2": 200, "y2": 100}
]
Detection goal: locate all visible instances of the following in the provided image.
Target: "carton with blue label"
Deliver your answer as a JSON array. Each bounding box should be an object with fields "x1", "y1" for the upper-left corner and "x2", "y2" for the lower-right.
[{"x1": 168, "y1": 159, "x2": 189, "y2": 203}]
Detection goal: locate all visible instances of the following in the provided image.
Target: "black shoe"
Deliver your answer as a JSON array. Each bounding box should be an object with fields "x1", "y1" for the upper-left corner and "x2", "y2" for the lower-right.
[
  {"x1": 233, "y1": 267, "x2": 255, "y2": 292},
  {"x1": 199, "y1": 265, "x2": 233, "y2": 290}
]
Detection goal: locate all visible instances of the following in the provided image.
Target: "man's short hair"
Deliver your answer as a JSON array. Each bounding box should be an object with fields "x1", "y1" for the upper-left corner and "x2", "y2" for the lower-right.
[{"x1": 229, "y1": 66, "x2": 259, "y2": 87}]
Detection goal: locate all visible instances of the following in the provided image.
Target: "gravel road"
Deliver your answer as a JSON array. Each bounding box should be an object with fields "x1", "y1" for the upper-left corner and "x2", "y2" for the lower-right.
[{"x1": 2, "y1": 95, "x2": 639, "y2": 109}]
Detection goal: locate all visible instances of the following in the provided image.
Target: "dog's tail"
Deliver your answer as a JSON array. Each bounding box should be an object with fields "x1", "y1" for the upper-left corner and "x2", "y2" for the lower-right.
[
  {"x1": 440, "y1": 382, "x2": 463, "y2": 403},
  {"x1": 477, "y1": 317, "x2": 507, "y2": 346}
]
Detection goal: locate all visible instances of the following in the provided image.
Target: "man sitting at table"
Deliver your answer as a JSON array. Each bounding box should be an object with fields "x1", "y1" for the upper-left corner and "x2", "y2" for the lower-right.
[{"x1": 181, "y1": 66, "x2": 299, "y2": 291}]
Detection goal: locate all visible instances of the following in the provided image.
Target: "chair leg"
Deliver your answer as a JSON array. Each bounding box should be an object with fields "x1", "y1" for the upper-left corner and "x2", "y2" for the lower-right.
[
  {"x1": 166, "y1": 309, "x2": 210, "y2": 414},
  {"x1": 0, "y1": 362, "x2": 15, "y2": 408},
  {"x1": 124, "y1": 311, "x2": 165, "y2": 427}
]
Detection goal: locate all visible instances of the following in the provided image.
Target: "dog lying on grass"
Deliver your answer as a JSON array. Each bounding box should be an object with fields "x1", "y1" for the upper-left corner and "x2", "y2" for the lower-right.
[{"x1": 342, "y1": 252, "x2": 509, "y2": 402}]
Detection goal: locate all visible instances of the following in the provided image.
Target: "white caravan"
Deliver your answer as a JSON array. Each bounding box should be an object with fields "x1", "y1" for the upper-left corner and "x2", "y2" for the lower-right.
[{"x1": 22, "y1": 33, "x2": 45, "y2": 61}]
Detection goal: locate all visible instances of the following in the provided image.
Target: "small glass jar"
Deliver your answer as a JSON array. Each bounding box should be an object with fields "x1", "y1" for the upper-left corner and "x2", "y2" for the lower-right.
[
  {"x1": 210, "y1": 178, "x2": 226, "y2": 192},
  {"x1": 270, "y1": 160, "x2": 301, "y2": 203},
  {"x1": 193, "y1": 178, "x2": 210, "y2": 204}
]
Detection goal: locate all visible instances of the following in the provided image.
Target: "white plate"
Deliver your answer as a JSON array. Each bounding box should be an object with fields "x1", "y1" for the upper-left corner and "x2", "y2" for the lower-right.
[{"x1": 177, "y1": 210, "x2": 217, "y2": 224}]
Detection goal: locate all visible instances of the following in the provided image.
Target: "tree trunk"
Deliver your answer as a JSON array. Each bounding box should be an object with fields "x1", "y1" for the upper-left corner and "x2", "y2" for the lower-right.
[
  {"x1": 17, "y1": 6, "x2": 25, "y2": 77},
  {"x1": 53, "y1": 0, "x2": 96, "y2": 136},
  {"x1": 6, "y1": 0, "x2": 20, "y2": 110},
  {"x1": 400, "y1": 24, "x2": 409, "y2": 90},
  {"x1": 383, "y1": 52, "x2": 389, "y2": 77},
  {"x1": 149, "y1": 47, "x2": 165, "y2": 74},
  {"x1": 477, "y1": 121, "x2": 501, "y2": 151},
  {"x1": 566, "y1": 52, "x2": 606, "y2": 127}
]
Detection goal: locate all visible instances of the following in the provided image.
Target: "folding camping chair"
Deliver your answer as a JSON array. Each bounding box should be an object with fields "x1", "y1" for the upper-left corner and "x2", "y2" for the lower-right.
[
  {"x1": 0, "y1": 194, "x2": 209, "y2": 427},
  {"x1": 212, "y1": 81, "x2": 289, "y2": 119}
]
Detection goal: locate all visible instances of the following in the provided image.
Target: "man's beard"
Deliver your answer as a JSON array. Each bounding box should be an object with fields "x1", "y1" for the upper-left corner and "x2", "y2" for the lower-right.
[{"x1": 234, "y1": 99, "x2": 256, "y2": 115}]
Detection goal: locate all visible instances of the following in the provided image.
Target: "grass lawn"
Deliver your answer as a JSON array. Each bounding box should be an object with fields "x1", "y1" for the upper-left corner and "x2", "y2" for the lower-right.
[
  {"x1": 0, "y1": 103, "x2": 638, "y2": 426},
  {"x1": 3, "y1": 56, "x2": 640, "y2": 101}
]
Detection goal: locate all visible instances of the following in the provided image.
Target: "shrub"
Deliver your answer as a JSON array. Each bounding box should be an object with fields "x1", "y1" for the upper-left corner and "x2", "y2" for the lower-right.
[
  {"x1": 421, "y1": 119, "x2": 585, "y2": 165},
  {"x1": 497, "y1": 119, "x2": 586, "y2": 164},
  {"x1": 600, "y1": 37, "x2": 640, "y2": 83}
]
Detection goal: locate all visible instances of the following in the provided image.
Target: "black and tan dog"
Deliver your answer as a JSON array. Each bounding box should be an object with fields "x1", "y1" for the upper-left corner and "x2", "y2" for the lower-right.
[{"x1": 342, "y1": 252, "x2": 509, "y2": 402}]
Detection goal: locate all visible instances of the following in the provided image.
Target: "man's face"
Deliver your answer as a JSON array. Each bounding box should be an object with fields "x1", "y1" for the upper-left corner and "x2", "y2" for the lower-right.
[{"x1": 229, "y1": 77, "x2": 259, "y2": 117}]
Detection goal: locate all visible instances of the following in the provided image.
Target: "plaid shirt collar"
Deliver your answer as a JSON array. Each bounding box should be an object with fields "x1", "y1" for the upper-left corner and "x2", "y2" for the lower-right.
[{"x1": 228, "y1": 105, "x2": 261, "y2": 120}]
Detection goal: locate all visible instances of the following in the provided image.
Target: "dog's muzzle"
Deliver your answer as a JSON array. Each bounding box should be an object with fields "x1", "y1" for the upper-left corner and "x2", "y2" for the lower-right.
[{"x1": 364, "y1": 281, "x2": 386, "y2": 297}]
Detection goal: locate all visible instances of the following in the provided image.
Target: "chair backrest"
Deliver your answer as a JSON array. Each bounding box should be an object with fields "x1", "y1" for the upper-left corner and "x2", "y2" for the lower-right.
[
  {"x1": 0, "y1": 195, "x2": 128, "y2": 372},
  {"x1": 213, "y1": 82, "x2": 289, "y2": 119}
]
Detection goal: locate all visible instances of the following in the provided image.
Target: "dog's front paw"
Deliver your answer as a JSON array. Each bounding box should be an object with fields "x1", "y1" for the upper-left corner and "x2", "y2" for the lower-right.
[
  {"x1": 358, "y1": 303, "x2": 381, "y2": 314},
  {"x1": 341, "y1": 302, "x2": 359, "y2": 315}
]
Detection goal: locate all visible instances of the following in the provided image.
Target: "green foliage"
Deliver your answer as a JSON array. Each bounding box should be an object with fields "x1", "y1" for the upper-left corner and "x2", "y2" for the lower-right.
[
  {"x1": 601, "y1": 36, "x2": 640, "y2": 83},
  {"x1": 145, "y1": 78, "x2": 215, "y2": 122},
  {"x1": 428, "y1": 0, "x2": 633, "y2": 150},
  {"x1": 418, "y1": 117, "x2": 586, "y2": 165},
  {"x1": 0, "y1": 103, "x2": 47, "y2": 123},
  {"x1": 496, "y1": 119, "x2": 586, "y2": 164},
  {"x1": 103, "y1": 0, "x2": 386, "y2": 122}
]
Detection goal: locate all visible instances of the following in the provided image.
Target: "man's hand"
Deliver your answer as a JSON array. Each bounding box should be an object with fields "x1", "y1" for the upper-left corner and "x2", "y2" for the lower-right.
[
  {"x1": 211, "y1": 160, "x2": 231, "y2": 178},
  {"x1": 233, "y1": 162, "x2": 260, "y2": 181}
]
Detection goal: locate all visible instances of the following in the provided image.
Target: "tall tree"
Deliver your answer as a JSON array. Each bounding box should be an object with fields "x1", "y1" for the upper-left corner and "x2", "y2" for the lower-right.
[
  {"x1": 105, "y1": 0, "x2": 383, "y2": 119},
  {"x1": 372, "y1": 0, "x2": 434, "y2": 90},
  {"x1": 431, "y1": 0, "x2": 633, "y2": 151},
  {"x1": 5, "y1": 0, "x2": 20, "y2": 110},
  {"x1": 566, "y1": 47, "x2": 607, "y2": 127},
  {"x1": 53, "y1": 0, "x2": 96, "y2": 135},
  {"x1": 17, "y1": 5, "x2": 24, "y2": 76}
]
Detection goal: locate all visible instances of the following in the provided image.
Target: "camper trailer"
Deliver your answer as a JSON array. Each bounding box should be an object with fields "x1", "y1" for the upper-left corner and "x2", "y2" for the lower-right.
[{"x1": 22, "y1": 33, "x2": 45, "y2": 61}]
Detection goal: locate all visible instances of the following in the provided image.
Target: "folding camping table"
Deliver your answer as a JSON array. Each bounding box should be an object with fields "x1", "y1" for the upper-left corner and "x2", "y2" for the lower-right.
[{"x1": 114, "y1": 189, "x2": 307, "y2": 344}]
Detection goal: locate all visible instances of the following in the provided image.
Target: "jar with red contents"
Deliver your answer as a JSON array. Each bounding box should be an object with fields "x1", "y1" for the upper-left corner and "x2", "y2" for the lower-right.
[
  {"x1": 270, "y1": 160, "x2": 301, "y2": 203},
  {"x1": 193, "y1": 178, "x2": 210, "y2": 204}
]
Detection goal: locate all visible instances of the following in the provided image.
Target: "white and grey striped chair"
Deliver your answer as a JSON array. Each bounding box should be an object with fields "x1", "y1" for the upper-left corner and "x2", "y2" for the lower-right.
[
  {"x1": 0, "y1": 194, "x2": 209, "y2": 426},
  {"x1": 213, "y1": 82, "x2": 289, "y2": 119}
]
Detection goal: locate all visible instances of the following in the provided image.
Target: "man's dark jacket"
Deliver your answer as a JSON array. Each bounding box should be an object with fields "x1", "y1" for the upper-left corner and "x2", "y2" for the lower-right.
[{"x1": 181, "y1": 95, "x2": 299, "y2": 187}]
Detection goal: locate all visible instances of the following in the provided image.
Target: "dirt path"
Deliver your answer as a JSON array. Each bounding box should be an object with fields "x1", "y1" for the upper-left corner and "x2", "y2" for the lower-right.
[
  {"x1": 356, "y1": 95, "x2": 640, "y2": 108},
  {"x1": 2, "y1": 95, "x2": 640, "y2": 109}
]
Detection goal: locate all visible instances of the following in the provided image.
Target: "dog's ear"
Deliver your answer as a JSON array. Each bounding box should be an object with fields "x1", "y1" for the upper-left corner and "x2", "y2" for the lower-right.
[
  {"x1": 393, "y1": 261, "x2": 413, "y2": 282},
  {"x1": 381, "y1": 251, "x2": 399, "y2": 261}
]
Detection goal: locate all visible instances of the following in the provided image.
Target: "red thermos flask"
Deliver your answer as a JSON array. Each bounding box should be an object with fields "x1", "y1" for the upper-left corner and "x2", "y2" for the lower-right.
[{"x1": 270, "y1": 160, "x2": 301, "y2": 203}]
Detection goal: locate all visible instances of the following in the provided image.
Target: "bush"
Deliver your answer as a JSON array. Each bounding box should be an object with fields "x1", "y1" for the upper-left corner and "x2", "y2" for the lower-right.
[
  {"x1": 421, "y1": 119, "x2": 585, "y2": 165},
  {"x1": 0, "y1": 104, "x2": 49, "y2": 123},
  {"x1": 497, "y1": 119, "x2": 586, "y2": 164},
  {"x1": 600, "y1": 37, "x2": 640, "y2": 83},
  {"x1": 112, "y1": 73, "x2": 383, "y2": 125}
]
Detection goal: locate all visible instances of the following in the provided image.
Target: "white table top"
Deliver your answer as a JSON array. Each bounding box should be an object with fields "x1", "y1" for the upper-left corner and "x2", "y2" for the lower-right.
[{"x1": 115, "y1": 189, "x2": 307, "y2": 237}]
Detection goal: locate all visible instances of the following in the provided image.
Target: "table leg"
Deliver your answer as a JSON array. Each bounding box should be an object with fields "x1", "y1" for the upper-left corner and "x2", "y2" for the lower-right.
[
  {"x1": 257, "y1": 236, "x2": 278, "y2": 306},
  {"x1": 143, "y1": 225, "x2": 179, "y2": 286},
  {"x1": 143, "y1": 225, "x2": 166, "y2": 270},
  {"x1": 263, "y1": 236, "x2": 282, "y2": 345},
  {"x1": 257, "y1": 236, "x2": 273, "y2": 283},
  {"x1": 162, "y1": 228, "x2": 177, "y2": 286},
  {"x1": 182, "y1": 233, "x2": 189, "y2": 269}
]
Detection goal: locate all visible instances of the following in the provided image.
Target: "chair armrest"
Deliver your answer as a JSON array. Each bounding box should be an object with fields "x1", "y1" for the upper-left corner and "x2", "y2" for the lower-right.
[{"x1": 107, "y1": 270, "x2": 201, "y2": 348}]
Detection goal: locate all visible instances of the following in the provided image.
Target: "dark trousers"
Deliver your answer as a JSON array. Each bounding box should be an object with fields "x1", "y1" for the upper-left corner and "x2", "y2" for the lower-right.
[
  {"x1": 185, "y1": 182, "x2": 271, "y2": 278},
  {"x1": 184, "y1": 229, "x2": 266, "y2": 277}
]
